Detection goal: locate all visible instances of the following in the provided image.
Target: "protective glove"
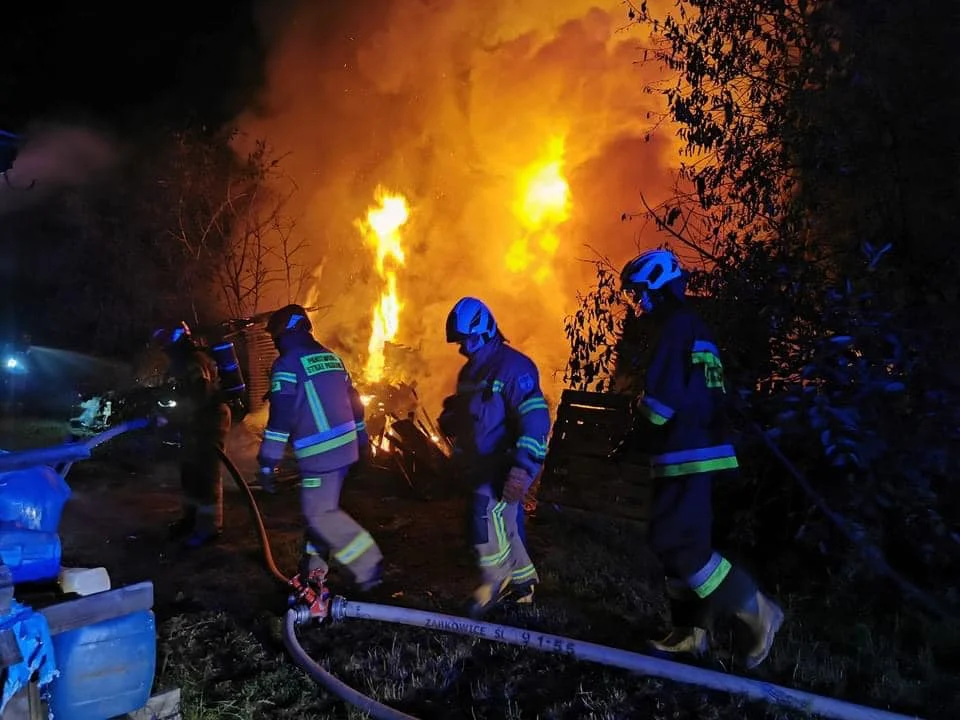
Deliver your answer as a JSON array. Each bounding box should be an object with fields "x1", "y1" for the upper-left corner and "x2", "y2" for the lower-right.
[
  {"x1": 256, "y1": 466, "x2": 277, "y2": 494},
  {"x1": 502, "y1": 466, "x2": 532, "y2": 504}
]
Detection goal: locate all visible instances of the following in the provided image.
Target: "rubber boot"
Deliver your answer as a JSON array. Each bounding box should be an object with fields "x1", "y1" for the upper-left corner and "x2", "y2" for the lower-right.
[
  {"x1": 466, "y1": 577, "x2": 512, "y2": 619},
  {"x1": 647, "y1": 580, "x2": 710, "y2": 659},
  {"x1": 299, "y1": 552, "x2": 330, "y2": 582},
  {"x1": 647, "y1": 618, "x2": 709, "y2": 659},
  {"x1": 183, "y1": 507, "x2": 223, "y2": 549},
  {"x1": 734, "y1": 590, "x2": 784, "y2": 669},
  {"x1": 505, "y1": 580, "x2": 537, "y2": 605},
  {"x1": 167, "y1": 508, "x2": 196, "y2": 541},
  {"x1": 355, "y1": 560, "x2": 384, "y2": 593}
]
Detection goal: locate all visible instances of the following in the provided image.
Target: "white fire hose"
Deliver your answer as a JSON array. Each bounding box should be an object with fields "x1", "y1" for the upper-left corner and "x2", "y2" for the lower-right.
[
  {"x1": 281, "y1": 596, "x2": 925, "y2": 720},
  {"x1": 216, "y1": 445, "x2": 925, "y2": 720}
]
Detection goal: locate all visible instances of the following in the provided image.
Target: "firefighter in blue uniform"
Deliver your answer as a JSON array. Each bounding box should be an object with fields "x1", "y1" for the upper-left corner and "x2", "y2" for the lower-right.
[
  {"x1": 257, "y1": 304, "x2": 383, "y2": 590},
  {"x1": 438, "y1": 297, "x2": 552, "y2": 618},
  {"x1": 153, "y1": 322, "x2": 231, "y2": 548},
  {"x1": 618, "y1": 249, "x2": 783, "y2": 669}
]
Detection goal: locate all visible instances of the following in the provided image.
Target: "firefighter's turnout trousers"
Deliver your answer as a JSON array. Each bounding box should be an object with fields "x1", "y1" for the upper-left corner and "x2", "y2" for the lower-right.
[
  {"x1": 180, "y1": 402, "x2": 231, "y2": 537},
  {"x1": 648, "y1": 470, "x2": 758, "y2": 626},
  {"x1": 300, "y1": 466, "x2": 383, "y2": 584},
  {"x1": 470, "y1": 475, "x2": 538, "y2": 593}
]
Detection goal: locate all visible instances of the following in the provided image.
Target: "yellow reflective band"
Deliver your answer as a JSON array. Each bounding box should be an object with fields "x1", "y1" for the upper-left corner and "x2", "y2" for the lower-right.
[
  {"x1": 478, "y1": 501, "x2": 511, "y2": 567},
  {"x1": 692, "y1": 557, "x2": 732, "y2": 599},
  {"x1": 511, "y1": 564, "x2": 537, "y2": 582},
  {"x1": 652, "y1": 456, "x2": 740, "y2": 478},
  {"x1": 304, "y1": 380, "x2": 331, "y2": 431},
  {"x1": 335, "y1": 531, "x2": 375, "y2": 565},
  {"x1": 294, "y1": 430, "x2": 358, "y2": 459},
  {"x1": 518, "y1": 396, "x2": 549, "y2": 415}
]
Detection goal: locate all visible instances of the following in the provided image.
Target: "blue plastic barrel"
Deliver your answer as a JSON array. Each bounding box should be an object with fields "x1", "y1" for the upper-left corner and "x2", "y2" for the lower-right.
[
  {"x1": 47, "y1": 610, "x2": 157, "y2": 720},
  {"x1": 0, "y1": 529, "x2": 61, "y2": 583},
  {"x1": 0, "y1": 464, "x2": 72, "y2": 532}
]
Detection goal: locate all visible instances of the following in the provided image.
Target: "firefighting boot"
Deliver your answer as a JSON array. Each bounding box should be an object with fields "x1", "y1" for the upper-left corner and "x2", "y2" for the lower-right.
[
  {"x1": 647, "y1": 579, "x2": 710, "y2": 659},
  {"x1": 733, "y1": 590, "x2": 784, "y2": 669},
  {"x1": 299, "y1": 553, "x2": 330, "y2": 584},
  {"x1": 167, "y1": 508, "x2": 196, "y2": 541},
  {"x1": 183, "y1": 503, "x2": 223, "y2": 549},
  {"x1": 648, "y1": 625, "x2": 710, "y2": 659},
  {"x1": 355, "y1": 560, "x2": 384, "y2": 593},
  {"x1": 505, "y1": 581, "x2": 537, "y2": 604},
  {"x1": 466, "y1": 577, "x2": 512, "y2": 619}
]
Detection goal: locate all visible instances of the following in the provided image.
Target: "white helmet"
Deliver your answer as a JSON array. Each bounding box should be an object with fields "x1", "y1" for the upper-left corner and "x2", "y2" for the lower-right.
[{"x1": 620, "y1": 249, "x2": 684, "y2": 292}]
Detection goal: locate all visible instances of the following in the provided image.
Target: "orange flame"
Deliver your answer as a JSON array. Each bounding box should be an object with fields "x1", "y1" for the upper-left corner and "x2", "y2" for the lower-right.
[
  {"x1": 354, "y1": 187, "x2": 410, "y2": 383},
  {"x1": 506, "y1": 136, "x2": 571, "y2": 285}
]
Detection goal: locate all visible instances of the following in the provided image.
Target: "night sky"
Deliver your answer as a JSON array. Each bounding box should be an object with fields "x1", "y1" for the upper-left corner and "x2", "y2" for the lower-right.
[{"x1": 1, "y1": 0, "x2": 268, "y2": 133}]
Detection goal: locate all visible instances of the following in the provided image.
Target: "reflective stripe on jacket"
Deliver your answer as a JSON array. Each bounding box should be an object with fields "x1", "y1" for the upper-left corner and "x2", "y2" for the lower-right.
[
  {"x1": 638, "y1": 305, "x2": 738, "y2": 479},
  {"x1": 439, "y1": 338, "x2": 551, "y2": 481},
  {"x1": 257, "y1": 333, "x2": 366, "y2": 474}
]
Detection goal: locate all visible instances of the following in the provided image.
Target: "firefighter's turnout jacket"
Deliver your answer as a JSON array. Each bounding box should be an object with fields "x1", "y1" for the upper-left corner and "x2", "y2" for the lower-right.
[
  {"x1": 439, "y1": 337, "x2": 552, "y2": 597},
  {"x1": 257, "y1": 334, "x2": 367, "y2": 476},
  {"x1": 635, "y1": 304, "x2": 738, "y2": 480},
  {"x1": 439, "y1": 338, "x2": 552, "y2": 486}
]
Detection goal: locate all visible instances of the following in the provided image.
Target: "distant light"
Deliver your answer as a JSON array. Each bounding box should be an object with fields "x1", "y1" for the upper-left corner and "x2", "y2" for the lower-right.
[
  {"x1": 5, "y1": 357, "x2": 19, "y2": 370},
  {"x1": 157, "y1": 399, "x2": 177, "y2": 408},
  {"x1": 360, "y1": 394, "x2": 373, "y2": 406}
]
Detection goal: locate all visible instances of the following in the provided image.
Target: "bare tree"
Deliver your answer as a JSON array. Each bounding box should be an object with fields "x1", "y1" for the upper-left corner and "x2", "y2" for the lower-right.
[{"x1": 165, "y1": 133, "x2": 308, "y2": 319}]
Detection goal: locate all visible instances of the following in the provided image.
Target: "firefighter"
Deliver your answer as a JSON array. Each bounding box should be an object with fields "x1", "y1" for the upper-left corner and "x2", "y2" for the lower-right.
[
  {"x1": 617, "y1": 248, "x2": 783, "y2": 669},
  {"x1": 256, "y1": 304, "x2": 383, "y2": 591},
  {"x1": 438, "y1": 297, "x2": 551, "y2": 618},
  {"x1": 153, "y1": 322, "x2": 231, "y2": 549}
]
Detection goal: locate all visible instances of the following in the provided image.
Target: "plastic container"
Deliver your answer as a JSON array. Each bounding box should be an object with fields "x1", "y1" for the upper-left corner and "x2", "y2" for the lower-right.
[
  {"x1": 211, "y1": 341, "x2": 247, "y2": 402},
  {"x1": 47, "y1": 609, "x2": 157, "y2": 720},
  {"x1": 0, "y1": 464, "x2": 72, "y2": 532},
  {"x1": 59, "y1": 567, "x2": 112, "y2": 596},
  {"x1": 0, "y1": 529, "x2": 62, "y2": 583}
]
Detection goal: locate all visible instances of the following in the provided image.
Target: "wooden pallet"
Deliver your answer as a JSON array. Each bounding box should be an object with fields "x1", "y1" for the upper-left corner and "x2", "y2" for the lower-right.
[{"x1": 540, "y1": 390, "x2": 652, "y2": 529}]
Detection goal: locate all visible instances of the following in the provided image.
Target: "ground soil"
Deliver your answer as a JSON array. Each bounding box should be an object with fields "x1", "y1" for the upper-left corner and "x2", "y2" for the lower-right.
[{"x1": 2, "y1": 415, "x2": 955, "y2": 720}]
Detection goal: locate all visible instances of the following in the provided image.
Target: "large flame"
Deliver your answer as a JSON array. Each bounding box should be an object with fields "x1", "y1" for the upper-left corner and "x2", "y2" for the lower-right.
[
  {"x1": 506, "y1": 136, "x2": 571, "y2": 285},
  {"x1": 240, "y1": 0, "x2": 680, "y2": 416},
  {"x1": 355, "y1": 187, "x2": 410, "y2": 383}
]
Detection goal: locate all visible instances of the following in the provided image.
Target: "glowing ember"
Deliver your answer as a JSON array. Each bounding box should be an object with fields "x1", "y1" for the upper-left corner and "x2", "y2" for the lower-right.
[
  {"x1": 354, "y1": 186, "x2": 410, "y2": 383},
  {"x1": 506, "y1": 136, "x2": 571, "y2": 283}
]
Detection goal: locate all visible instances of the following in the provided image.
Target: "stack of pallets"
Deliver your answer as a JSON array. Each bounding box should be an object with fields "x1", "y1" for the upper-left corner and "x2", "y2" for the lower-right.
[{"x1": 540, "y1": 390, "x2": 653, "y2": 532}]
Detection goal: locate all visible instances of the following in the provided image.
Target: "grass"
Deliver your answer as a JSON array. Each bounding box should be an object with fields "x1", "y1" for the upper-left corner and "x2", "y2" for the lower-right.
[
  {"x1": 1, "y1": 414, "x2": 953, "y2": 719},
  {"x1": 152, "y1": 503, "x2": 959, "y2": 720}
]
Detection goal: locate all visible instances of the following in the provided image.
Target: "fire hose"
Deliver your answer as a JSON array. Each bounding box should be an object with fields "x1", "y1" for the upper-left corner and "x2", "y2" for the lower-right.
[{"x1": 214, "y1": 449, "x2": 924, "y2": 720}]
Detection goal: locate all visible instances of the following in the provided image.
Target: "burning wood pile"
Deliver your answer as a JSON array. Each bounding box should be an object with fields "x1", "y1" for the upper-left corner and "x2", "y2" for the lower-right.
[{"x1": 355, "y1": 378, "x2": 452, "y2": 493}]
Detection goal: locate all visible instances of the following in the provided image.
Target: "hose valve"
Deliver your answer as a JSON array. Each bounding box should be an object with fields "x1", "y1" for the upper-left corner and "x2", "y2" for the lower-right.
[{"x1": 288, "y1": 569, "x2": 331, "y2": 625}]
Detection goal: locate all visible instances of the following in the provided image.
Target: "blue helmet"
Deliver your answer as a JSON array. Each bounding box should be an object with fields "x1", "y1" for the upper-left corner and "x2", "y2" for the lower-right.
[
  {"x1": 620, "y1": 249, "x2": 684, "y2": 292},
  {"x1": 446, "y1": 297, "x2": 497, "y2": 345},
  {"x1": 152, "y1": 321, "x2": 192, "y2": 349},
  {"x1": 266, "y1": 304, "x2": 312, "y2": 341}
]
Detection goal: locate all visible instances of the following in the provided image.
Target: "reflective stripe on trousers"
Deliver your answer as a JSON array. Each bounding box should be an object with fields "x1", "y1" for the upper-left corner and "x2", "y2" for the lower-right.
[
  {"x1": 472, "y1": 487, "x2": 538, "y2": 588},
  {"x1": 300, "y1": 466, "x2": 383, "y2": 585}
]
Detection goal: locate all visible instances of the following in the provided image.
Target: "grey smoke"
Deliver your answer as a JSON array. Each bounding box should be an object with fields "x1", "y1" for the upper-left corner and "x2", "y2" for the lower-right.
[{"x1": 0, "y1": 123, "x2": 119, "y2": 215}]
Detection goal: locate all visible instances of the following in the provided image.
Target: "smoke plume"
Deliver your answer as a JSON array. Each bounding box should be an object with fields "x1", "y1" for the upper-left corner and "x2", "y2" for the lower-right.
[
  {"x1": 0, "y1": 123, "x2": 119, "y2": 215},
  {"x1": 241, "y1": 0, "x2": 678, "y2": 414}
]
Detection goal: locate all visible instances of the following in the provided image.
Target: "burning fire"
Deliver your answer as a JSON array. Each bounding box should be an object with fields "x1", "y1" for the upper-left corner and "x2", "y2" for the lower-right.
[
  {"x1": 506, "y1": 136, "x2": 571, "y2": 285},
  {"x1": 354, "y1": 186, "x2": 410, "y2": 383}
]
